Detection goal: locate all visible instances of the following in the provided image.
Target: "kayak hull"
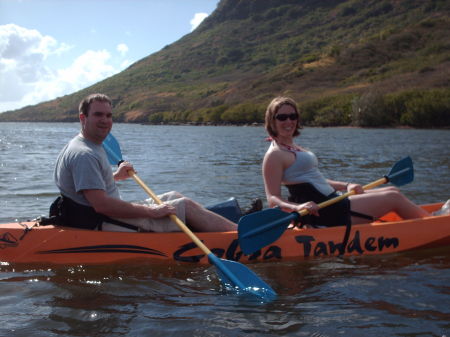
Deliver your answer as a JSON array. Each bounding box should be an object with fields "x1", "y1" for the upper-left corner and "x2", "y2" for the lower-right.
[{"x1": 1, "y1": 203, "x2": 449, "y2": 265}]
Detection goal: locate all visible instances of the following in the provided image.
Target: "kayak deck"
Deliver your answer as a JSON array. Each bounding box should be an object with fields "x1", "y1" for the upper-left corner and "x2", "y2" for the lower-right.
[{"x1": 0, "y1": 203, "x2": 448, "y2": 265}]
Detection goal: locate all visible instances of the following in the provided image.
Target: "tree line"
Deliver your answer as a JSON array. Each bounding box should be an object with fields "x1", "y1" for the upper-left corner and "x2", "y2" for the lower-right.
[{"x1": 145, "y1": 88, "x2": 450, "y2": 128}]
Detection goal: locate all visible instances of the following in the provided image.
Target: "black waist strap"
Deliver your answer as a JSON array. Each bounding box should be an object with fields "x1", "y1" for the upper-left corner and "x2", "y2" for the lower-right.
[
  {"x1": 49, "y1": 195, "x2": 140, "y2": 231},
  {"x1": 286, "y1": 183, "x2": 351, "y2": 227},
  {"x1": 99, "y1": 217, "x2": 141, "y2": 231},
  {"x1": 286, "y1": 183, "x2": 375, "y2": 224},
  {"x1": 349, "y1": 210, "x2": 375, "y2": 221}
]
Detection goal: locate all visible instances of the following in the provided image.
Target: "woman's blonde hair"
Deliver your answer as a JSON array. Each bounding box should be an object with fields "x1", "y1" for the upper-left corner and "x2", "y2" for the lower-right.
[{"x1": 264, "y1": 96, "x2": 301, "y2": 138}]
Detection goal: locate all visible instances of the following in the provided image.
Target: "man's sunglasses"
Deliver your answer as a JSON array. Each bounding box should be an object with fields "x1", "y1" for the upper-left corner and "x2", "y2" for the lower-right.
[{"x1": 274, "y1": 113, "x2": 298, "y2": 121}]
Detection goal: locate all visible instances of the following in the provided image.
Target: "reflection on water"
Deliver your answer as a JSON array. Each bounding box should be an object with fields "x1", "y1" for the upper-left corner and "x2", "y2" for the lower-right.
[
  {"x1": 1, "y1": 123, "x2": 449, "y2": 223},
  {"x1": 0, "y1": 123, "x2": 449, "y2": 336},
  {"x1": 1, "y1": 246, "x2": 449, "y2": 336}
]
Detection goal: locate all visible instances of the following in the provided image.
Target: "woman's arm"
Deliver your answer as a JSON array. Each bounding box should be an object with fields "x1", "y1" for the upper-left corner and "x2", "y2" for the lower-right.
[{"x1": 263, "y1": 151, "x2": 319, "y2": 215}]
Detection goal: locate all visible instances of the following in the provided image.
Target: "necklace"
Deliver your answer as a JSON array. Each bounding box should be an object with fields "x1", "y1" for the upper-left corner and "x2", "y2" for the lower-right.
[{"x1": 275, "y1": 139, "x2": 301, "y2": 152}]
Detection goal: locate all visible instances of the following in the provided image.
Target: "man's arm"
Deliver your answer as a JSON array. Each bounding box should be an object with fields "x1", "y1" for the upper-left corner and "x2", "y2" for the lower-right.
[{"x1": 83, "y1": 189, "x2": 175, "y2": 219}]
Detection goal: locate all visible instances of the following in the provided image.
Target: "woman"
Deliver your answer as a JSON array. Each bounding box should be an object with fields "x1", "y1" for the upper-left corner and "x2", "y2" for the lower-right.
[{"x1": 262, "y1": 96, "x2": 430, "y2": 227}]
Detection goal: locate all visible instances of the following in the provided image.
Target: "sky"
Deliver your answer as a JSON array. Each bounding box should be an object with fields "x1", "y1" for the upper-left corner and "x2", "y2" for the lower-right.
[{"x1": 0, "y1": 0, "x2": 220, "y2": 113}]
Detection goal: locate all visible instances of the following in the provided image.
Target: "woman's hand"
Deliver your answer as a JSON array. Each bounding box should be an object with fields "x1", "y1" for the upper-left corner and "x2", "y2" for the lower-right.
[
  {"x1": 295, "y1": 201, "x2": 320, "y2": 216},
  {"x1": 346, "y1": 183, "x2": 364, "y2": 194},
  {"x1": 113, "y1": 161, "x2": 135, "y2": 181}
]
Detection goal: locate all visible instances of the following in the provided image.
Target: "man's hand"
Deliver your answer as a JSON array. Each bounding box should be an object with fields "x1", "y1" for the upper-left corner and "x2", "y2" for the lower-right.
[
  {"x1": 147, "y1": 204, "x2": 177, "y2": 218},
  {"x1": 113, "y1": 161, "x2": 134, "y2": 181}
]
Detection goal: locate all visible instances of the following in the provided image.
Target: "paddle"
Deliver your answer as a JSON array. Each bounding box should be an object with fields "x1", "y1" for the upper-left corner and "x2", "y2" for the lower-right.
[
  {"x1": 102, "y1": 133, "x2": 276, "y2": 300},
  {"x1": 238, "y1": 157, "x2": 414, "y2": 255}
]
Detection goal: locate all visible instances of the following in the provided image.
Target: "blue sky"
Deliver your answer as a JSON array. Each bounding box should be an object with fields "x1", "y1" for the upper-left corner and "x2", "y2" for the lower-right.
[{"x1": 0, "y1": 0, "x2": 220, "y2": 113}]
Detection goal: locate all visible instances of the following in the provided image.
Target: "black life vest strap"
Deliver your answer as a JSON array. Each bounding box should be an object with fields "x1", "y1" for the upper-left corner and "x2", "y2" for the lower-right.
[
  {"x1": 349, "y1": 210, "x2": 376, "y2": 221},
  {"x1": 45, "y1": 195, "x2": 141, "y2": 231},
  {"x1": 99, "y1": 217, "x2": 141, "y2": 231}
]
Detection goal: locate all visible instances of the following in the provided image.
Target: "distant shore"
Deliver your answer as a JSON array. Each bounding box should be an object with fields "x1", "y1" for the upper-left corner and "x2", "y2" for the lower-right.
[{"x1": 1, "y1": 120, "x2": 449, "y2": 129}]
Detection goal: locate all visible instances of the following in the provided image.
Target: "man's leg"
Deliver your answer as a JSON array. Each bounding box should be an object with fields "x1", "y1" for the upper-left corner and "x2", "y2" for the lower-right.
[{"x1": 184, "y1": 197, "x2": 238, "y2": 231}]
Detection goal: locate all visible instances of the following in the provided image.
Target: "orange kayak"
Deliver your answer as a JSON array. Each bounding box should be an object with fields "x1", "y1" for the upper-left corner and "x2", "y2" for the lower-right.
[{"x1": 1, "y1": 203, "x2": 448, "y2": 265}]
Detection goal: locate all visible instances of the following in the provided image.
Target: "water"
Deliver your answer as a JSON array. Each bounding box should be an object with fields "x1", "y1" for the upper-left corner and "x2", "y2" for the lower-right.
[{"x1": 0, "y1": 122, "x2": 449, "y2": 336}]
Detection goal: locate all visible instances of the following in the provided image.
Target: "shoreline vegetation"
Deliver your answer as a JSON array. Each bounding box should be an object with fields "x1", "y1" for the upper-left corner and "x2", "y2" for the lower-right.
[
  {"x1": 1, "y1": 121, "x2": 448, "y2": 130},
  {"x1": 1, "y1": 87, "x2": 448, "y2": 128},
  {"x1": 139, "y1": 86, "x2": 450, "y2": 128}
]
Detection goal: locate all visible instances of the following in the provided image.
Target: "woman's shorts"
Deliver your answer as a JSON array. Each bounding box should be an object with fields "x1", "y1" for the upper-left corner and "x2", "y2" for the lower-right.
[
  {"x1": 286, "y1": 183, "x2": 351, "y2": 227},
  {"x1": 102, "y1": 191, "x2": 186, "y2": 232}
]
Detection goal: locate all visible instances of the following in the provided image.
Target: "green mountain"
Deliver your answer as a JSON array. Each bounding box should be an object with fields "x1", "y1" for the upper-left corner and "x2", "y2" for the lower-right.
[{"x1": 1, "y1": 0, "x2": 449, "y2": 127}]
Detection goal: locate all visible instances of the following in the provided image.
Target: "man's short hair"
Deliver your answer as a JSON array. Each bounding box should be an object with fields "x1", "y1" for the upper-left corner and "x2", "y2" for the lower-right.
[{"x1": 79, "y1": 93, "x2": 112, "y2": 116}]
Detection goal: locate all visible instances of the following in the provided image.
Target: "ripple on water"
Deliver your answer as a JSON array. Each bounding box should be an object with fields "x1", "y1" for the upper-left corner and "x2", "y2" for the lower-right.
[{"x1": 0, "y1": 124, "x2": 449, "y2": 336}]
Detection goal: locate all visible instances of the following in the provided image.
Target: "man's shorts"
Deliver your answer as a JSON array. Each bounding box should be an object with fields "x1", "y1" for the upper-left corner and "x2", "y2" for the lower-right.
[{"x1": 102, "y1": 191, "x2": 186, "y2": 232}]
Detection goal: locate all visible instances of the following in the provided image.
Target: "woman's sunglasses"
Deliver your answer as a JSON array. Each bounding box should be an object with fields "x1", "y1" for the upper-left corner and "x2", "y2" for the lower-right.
[{"x1": 274, "y1": 113, "x2": 298, "y2": 121}]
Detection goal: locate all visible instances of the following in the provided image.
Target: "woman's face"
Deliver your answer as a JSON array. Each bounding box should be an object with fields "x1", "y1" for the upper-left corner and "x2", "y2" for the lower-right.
[{"x1": 273, "y1": 104, "x2": 299, "y2": 138}]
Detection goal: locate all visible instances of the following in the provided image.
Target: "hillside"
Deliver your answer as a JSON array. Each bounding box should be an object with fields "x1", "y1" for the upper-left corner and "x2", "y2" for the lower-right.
[{"x1": 0, "y1": 0, "x2": 449, "y2": 127}]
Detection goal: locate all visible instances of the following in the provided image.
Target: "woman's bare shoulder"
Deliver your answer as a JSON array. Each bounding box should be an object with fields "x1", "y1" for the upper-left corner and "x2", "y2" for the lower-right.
[{"x1": 264, "y1": 145, "x2": 291, "y2": 166}]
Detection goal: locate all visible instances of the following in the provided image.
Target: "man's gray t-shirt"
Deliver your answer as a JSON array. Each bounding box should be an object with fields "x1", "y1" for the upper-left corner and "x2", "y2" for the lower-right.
[{"x1": 54, "y1": 134, "x2": 120, "y2": 206}]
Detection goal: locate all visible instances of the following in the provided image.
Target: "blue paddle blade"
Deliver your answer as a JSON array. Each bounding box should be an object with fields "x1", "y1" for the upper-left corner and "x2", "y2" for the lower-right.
[
  {"x1": 101, "y1": 133, "x2": 276, "y2": 299},
  {"x1": 103, "y1": 133, "x2": 123, "y2": 165},
  {"x1": 208, "y1": 253, "x2": 276, "y2": 301},
  {"x1": 386, "y1": 156, "x2": 414, "y2": 187},
  {"x1": 238, "y1": 208, "x2": 298, "y2": 255}
]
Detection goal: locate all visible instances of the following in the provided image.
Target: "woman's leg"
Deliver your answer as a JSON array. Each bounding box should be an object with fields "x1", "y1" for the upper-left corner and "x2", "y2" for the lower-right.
[{"x1": 349, "y1": 187, "x2": 430, "y2": 224}]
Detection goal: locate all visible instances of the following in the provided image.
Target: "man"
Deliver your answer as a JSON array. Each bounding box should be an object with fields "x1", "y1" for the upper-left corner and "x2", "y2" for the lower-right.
[{"x1": 54, "y1": 93, "x2": 237, "y2": 232}]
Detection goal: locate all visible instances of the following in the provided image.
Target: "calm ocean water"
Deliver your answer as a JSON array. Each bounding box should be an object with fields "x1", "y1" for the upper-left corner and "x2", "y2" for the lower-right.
[{"x1": 1, "y1": 122, "x2": 449, "y2": 336}]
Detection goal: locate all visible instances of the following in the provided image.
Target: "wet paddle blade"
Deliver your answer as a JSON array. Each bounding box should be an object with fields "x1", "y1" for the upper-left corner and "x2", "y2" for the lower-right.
[
  {"x1": 103, "y1": 133, "x2": 277, "y2": 299},
  {"x1": 103, "y1": 133, "x2": 123, "y2": 165},
  {"x1": 208, "y1": 254, "x2": 276, "y2": 301},
  {"x1": 386, "y1": 156, "x2": 414, "y2": 187},
  {"x1": 238, "y1": 208, "x2": 298, "y2": 255}
]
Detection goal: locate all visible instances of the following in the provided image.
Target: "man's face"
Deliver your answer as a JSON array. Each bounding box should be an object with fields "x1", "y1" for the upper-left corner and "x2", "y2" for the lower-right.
[{"x1": 80, "y1": 100, "x2": 113, "y2": 144}]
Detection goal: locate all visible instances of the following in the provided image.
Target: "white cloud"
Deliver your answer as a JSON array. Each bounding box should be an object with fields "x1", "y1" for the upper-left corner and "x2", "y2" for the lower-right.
[
  {"x1": 117, "y1": 43, "x2": 129, "y2": 56},
  {"x1": 120, "y1": 59, "x2": 132, "y2": 69},
  {"x1": 0, "y1": 24, "x2": 128, "y2": 113},
  {"x1": 0, "y1": 24, "x2": 57, "y2": 106},
  {"x1": 190, "y1": 12, "x2": 208, "y2": 31}
]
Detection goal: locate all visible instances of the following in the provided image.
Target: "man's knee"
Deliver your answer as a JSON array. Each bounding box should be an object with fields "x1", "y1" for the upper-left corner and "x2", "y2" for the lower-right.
[{"x1": 183, "y1": 197, "x2": 201, "y2": 210}]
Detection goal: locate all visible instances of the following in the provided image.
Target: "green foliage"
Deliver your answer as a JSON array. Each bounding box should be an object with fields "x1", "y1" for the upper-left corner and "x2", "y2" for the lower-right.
[
  {"x1": 148, "y1": 112, "x2": 164, "y2": 124},
  {"x1": 352, "y1": 90, "x2": 393, "y2": 127},
  {"x1": 300, "y1": 95, "x2": 354, "y2": 127},
  {"x1": 185, "y1": 105, "x2": 229, "y2": 124},
  {"x1": 220, "y1": 103, "x2": 264, "y2": 124},
  {"x1": 400, "y1": 89, "x2": 450, "y2": 127},
  {"x1": 299, "y1": 88, "x2": 450, "y2": 128},
  {"x1": 327, "y1": 45, "x2": 342, "y2": 57},
  {"x1": 350, "y1": 88, "x2": 450, "y2": 127},
  {"x1": 300, "y1": 54, "x2": 320, "y2": 63},
  {"x1": 1, "y1": 0, "x2": 449, "y2": 128}
]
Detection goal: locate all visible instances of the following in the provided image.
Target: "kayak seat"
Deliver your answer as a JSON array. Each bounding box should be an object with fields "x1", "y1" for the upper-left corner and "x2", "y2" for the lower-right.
[{"x1": 206, "y1": 197, "x2": 243, "y2": 223}]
